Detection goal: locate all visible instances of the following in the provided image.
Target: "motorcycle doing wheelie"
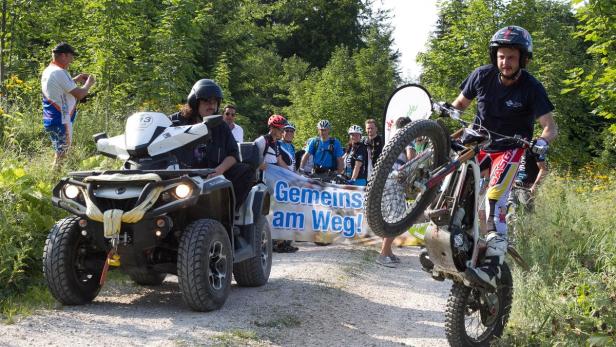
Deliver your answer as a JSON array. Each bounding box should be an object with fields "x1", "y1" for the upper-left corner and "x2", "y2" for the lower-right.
[{"x1": 365, "y1": 84, "x2": 538, "y2": 346}]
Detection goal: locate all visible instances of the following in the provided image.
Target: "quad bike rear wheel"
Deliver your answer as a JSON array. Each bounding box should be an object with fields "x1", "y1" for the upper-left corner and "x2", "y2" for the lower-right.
[
  {"x1": 43, "y1": 216, "x2": 106, "y2": 305},
  {"x1": 233, "y1": 217, "x2": 272, "y2": 287}
]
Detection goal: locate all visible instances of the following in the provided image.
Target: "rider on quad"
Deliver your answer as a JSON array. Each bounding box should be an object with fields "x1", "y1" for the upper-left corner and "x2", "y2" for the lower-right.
[{"x1": 169, "y1": 79, "x2": 254, "y2": 209}]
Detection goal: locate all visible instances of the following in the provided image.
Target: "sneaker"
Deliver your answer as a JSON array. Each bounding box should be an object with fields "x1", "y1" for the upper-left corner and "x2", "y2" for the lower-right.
[
  {"x1": 376, "y1": 255, "x2": 397, "y2": 268},
  {"x1": 390, "y1": 254, "x2": 401, "y2": 263}
]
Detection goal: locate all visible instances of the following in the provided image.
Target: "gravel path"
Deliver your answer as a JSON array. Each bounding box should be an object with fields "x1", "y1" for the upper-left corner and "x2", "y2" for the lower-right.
[{"x1": 0, "y1": 243, "x2": 450, "y2": 346}]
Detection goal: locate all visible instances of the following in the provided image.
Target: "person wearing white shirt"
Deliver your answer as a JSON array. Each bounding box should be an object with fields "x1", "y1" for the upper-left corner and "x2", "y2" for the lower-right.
[
  {"x1": 223, "y1": 104, "x2": 244, "y2": 142},
  {"x1": 41, "y1": 42, "x2": 95, "y2": 168}
]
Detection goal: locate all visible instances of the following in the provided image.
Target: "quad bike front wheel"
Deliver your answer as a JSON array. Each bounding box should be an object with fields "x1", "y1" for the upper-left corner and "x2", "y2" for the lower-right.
[
  {"x1": 445, "y1": 262, "x2": 513, "y2": 346},
  {"x1": 178, "y1": 219, "x2": 233, "y2": 312},
  {"x1": 233, "y1": 217, "x2": 272, "y2": 287},
  {"x1": 43, "y1": 216, "x2": 107, "y2": 305},
  {"x1": 365, "y1": 119, "x2": 449, "y2": 237}
]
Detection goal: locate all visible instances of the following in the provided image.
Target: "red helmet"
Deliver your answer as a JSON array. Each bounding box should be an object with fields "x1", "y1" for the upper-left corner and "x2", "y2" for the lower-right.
[{"x1": 268, "y1": 114, "x2": 287, "y2": 129}]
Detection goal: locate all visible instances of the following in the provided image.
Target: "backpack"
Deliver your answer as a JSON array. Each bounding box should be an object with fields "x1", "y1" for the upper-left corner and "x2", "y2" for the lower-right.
[{"x1": 311, "y1": 137, "x2": 336, "y2": 169}]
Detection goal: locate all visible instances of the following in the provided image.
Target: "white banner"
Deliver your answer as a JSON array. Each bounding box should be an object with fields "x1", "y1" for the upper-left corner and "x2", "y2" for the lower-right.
[{"x1": 263, "y1": 165, "x2": 368, "y2": 243}]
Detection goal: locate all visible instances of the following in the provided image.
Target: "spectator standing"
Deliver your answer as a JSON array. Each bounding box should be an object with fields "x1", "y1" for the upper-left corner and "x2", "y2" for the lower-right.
[
  {"x1": 223, "y1": 104, "x2": 243, "y2": 142},
  {"x1": 255, "y1": 115, "x2": 298, "y2": 253},
  {"x1": 41, "y1": 42, "x2": 96, "y2": 168},
  {"x1": 363, "y1": 118, "x2": 384, "y2": 178},
  {"x1": 343, "y1": 125, "x2": 369, "y2": 186},
  {"x1": 299, "y1": 120, "x2": 344, "y2": 176},
  {"x1": 279, "y1": 123, "x2": 296, "y2": 171}
]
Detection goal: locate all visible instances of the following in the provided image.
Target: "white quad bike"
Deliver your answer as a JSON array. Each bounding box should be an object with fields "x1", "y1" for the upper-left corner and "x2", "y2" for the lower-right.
[{"x1": 43, "y1": 112, "x2": 272, "y2": 312}]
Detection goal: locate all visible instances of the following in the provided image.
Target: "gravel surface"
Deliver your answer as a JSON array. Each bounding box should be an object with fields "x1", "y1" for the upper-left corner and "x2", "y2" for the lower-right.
[{"x1": 0, "y1": 243, "x2": 450, "y2": 346}]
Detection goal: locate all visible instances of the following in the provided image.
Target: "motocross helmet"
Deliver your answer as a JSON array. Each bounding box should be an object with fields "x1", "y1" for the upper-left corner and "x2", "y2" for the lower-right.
[
  {"x1": 348, "y1": 125, "x2": 363, "y2": 135},
  {"x1": 489, "y1": 26, "x2": 533, "y2": 69},
  {"x1": 187, "y1": 79, "x2": 223, "y2": 113},
  {"x1": 317, "y1": 119, "x2": 331, "y2": 130},
  {"x1": 268, "y1": 114, "x2": 288, "y2": 129}
]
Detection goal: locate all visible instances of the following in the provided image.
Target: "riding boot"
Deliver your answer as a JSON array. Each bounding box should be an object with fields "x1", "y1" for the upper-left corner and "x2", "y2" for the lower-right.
[{"x1": 465, "y1": 232, "x2": 507, "y2": 290}]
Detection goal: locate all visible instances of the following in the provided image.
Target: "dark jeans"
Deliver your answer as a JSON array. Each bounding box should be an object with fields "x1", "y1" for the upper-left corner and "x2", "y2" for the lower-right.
[{"x1": 224, "y1": 163, "x2": 255, "y2": 209}]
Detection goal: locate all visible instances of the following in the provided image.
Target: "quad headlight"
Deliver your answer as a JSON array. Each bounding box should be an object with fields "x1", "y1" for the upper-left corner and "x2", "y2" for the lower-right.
[
  {"x1": 174, "y1": 183, "x2": 192, "y2": 199},
  {"x1": 64, "y1": 184, "x2": 80, "y2": 199}
]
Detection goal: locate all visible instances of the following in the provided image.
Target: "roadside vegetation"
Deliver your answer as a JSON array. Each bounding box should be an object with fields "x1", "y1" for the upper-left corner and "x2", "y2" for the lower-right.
[{"x1": 0, "y1": 0, "x2": 614, "y2": 345}]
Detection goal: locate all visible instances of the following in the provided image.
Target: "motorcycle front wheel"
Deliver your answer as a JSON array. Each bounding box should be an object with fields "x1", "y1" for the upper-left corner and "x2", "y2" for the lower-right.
[
  {"x1": 364, "y1": 119, "x2": 449, "y2": 237},
  {"x1": 445, "y1": 262, "x2": 513, "y2": 347}
]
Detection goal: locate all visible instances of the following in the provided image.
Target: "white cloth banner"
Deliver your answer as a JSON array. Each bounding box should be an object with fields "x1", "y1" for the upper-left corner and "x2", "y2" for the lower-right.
[{"x1": 263, "y1": 165, "x2": 368, "y2": 242}]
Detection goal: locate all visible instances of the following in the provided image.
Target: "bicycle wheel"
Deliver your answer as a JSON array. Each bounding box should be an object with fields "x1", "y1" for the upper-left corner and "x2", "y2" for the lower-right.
[{"x1": 365, "y1": 119, "x2": 448, "y2": 238}]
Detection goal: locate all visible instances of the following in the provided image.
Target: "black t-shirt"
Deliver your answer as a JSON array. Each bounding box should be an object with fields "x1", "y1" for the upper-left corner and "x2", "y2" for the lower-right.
[
  {"x1": 344, "y1": 142, "x2": 369, "y2": 180},
  {"x1": 461, "y1": 65, "x2": 554, "y2": 151},
  {"x1": 363, "y1": 134, "x2": 383, "y2": 164},
  {"x1": 169, "y1": 112, "x2": 239, "y2": 169}
]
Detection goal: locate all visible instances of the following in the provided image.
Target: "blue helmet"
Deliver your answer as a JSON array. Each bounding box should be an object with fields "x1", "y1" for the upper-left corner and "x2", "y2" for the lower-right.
[{"x1": 489, "y1": 26, "x2": 533, "y2": 68}]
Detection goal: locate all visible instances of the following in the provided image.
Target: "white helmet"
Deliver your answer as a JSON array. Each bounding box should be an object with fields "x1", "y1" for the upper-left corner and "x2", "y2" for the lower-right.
[
  {"x1": 348, "y1": 124, "x2": 363, "y2": 135},
  {"x1": 317, "y1": 119, "x2": 331, "y2": 129}
]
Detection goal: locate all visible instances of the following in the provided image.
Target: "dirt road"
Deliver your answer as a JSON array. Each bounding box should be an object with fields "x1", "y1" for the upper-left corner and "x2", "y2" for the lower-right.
[{"x1": 0, "y1": 243, "x2": 450, "y2": 346}]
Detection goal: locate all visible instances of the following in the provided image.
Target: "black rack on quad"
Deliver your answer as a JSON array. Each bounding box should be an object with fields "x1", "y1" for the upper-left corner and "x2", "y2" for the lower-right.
[{"x1": 43, "y1": 112, "x2": 272, "y2": 311}]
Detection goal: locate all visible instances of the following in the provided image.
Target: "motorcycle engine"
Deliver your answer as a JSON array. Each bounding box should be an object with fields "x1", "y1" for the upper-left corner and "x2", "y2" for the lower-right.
[{"x1": 450, "y1": 226, "x2": 472, "y2": 271}]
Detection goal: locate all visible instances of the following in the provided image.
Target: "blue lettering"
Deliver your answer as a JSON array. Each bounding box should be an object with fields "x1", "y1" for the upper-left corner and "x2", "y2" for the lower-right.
[
  {"x1": 342, "y1": 216, "x2": 355, "y2": 237},
  {"x1": 272, "y1": 211, "x2": 285, "y2": 228},
  {"x1": 301, "y1": 188, "x2": 319, "y2": 204},
  {"x1": 321, "y1": 191, "x2": 331, "y2": 206},
  {"x1": 312, "y1": 210, "x2": 331, "y2": 231},
  {"x1": 285, "y1": 211, "x2": 304, "y2": 229},
  {"x1": 288, "y1": 187, "x2": 300, "y2": 203},
  {"x1": 351, "y1": 192, "x2": 363, "y2": 209},
  {"x1": 275, "y1": 181, "x2": 288, "y2": 202},
  {"x1": 331, "y1": 215, "x2": 342, "y2": 232}
]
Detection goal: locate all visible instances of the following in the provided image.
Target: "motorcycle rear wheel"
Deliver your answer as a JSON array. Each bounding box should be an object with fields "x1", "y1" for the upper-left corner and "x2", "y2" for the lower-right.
[
  {"x1": 365, "y1": 119, "x2": 448, "y2": 237},
  {"x1": 445, "y1": 263, "x2": 513, "y2": 347}
]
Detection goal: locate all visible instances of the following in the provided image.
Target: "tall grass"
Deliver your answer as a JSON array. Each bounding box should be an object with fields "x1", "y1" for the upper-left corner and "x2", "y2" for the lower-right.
[{"x1": 501, "y1": 170, "x2": 616, "y2": 346}]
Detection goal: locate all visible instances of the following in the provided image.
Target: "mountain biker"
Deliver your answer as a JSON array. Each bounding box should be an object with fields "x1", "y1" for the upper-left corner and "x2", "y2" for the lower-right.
[
  {"x1": 255, "y1": 114, "x2": 289, "y2": 171},
  {"x1": 299, "y1": 120, "x2": 344, "y2": 176},
  {"x1": 449, "y1": 26, "x2": 558, "y2": 289},
  {"x1": 279, "y1": 122, "x2": 297, "y2": 171},
  {"x1": 343, "y1": 125, "x2": 369, "y2": 186},
  {"x1": 169, "y1": 79, "x2": 255, "y2": 210}
]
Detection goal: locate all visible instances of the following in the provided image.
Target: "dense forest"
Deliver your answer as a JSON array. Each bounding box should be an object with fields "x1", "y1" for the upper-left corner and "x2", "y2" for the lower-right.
[{"x1": 0, "y1": 0, "x2": 614, "y2": 345}]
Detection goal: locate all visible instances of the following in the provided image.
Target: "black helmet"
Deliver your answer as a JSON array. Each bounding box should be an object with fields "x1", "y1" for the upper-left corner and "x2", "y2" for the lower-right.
[
  {"x1": 489, "y1": 26, "x2": 533, "y2": 68},
  {"x1": 187, "y1": 79, "x2": 223, "y2": 112}
]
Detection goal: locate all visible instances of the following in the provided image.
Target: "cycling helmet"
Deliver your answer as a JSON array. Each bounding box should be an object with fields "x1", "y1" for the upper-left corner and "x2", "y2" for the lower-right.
[
  {"x1": 317, "y1": 119, "x2": 331, "y2": 129},
  {"x1": 348, "y1": 125, "x2": 363, "y2": 135},
  {"x1": 489, "y1": 26, "x2": 533, "y2": 68},
  {"x1": 268, "y1": 114, "x2": 288, "y2": 129},
  {"x1": 284, "y1": 122, "x2": 296, "y2": 131},
  {"x1": 187, "y1": 79, "x2": 223, "y2": 112}
]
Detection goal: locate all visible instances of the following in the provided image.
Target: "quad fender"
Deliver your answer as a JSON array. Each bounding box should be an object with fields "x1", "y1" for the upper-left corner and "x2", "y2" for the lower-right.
[
  {"x1": 235, "y1": 183, "x2": 269, "y2": 226},
  {"x1": 192, "y1": 175, "x2": 235, "y2": 238}
]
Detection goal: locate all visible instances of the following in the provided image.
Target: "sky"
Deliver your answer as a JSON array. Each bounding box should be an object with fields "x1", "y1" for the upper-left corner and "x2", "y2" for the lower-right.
[{"x1": 372, "y1": 0, "x2": 439, "y2": 81}]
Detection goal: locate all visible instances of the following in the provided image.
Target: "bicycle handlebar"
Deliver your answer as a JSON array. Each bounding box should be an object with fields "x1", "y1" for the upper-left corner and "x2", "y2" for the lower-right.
[{"x1": 433, "y1": 102, "x2": 549, "y2": 155}]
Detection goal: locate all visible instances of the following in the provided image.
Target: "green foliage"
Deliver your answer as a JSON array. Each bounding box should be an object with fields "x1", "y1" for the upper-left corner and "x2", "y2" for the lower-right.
[{"x1": 501, "y1": 170, "x2": 616, "y2": 346}]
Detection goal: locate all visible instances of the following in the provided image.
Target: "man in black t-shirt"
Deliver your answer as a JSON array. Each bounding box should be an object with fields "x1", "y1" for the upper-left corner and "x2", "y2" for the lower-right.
[
  {"x1": 449, "y1": 26, "x2": 558, "y2": 289},
  {"x1": 363, "y1": 118, "x2": 383, "y2": 177}
]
